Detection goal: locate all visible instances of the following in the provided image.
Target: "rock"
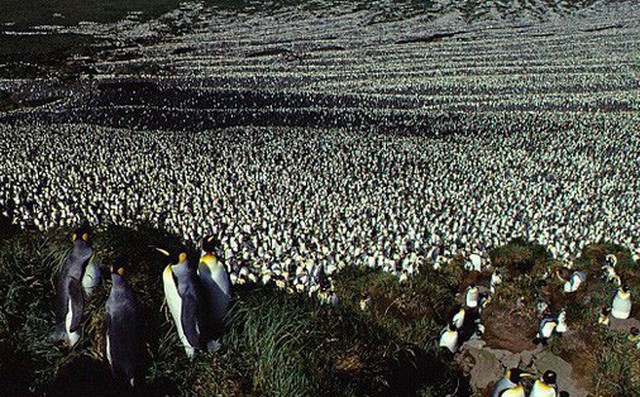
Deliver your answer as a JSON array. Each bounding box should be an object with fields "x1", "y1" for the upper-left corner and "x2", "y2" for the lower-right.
[
  {"x1": 533, "y1": 350, "x2": 589, "y2": 397},
  {"x1": 609, "y1": 316, "x2": 640, "y2": 333}
]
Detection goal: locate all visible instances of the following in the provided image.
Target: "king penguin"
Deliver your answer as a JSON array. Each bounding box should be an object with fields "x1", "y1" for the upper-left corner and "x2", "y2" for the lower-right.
[
  {"x1": 439, "y1": 321, "x2": 459, "y2": 353},
  {"x1": 535, "y1": 315, "x2": 557, "y2": 345},
  {"x1": 158, "y1": 247, "x2": 205, "y2": 357},
  {"x1": 491, "y1": 367, "x2": 532, "y2": 397},
  {"x1": 198, "y1": 235, "x2": 231, "y2": 350},
  {"x1": 53, "y1": 227, "x2": 93, "y2": 347},
  {"x1": 465, "y1": 284, "x2": 479, "y2": 309},
  {"x1": 611, "y1": 285, "x2": 632, "y2": 319},
  {"x1": 530, "y1": 370, "x2": 559, "y2": 397},
  {"x1": 105, "y1": 262, "x2": 144, "y2": 388}
]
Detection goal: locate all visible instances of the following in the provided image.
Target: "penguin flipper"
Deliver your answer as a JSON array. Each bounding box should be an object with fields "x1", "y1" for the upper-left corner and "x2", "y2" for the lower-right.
[
  {"x1": 67, "y1": 279, "x2": 84, "y2": 333},
  {"x1": 180, "y1": 291, "x2": 203, "y2": 349}
]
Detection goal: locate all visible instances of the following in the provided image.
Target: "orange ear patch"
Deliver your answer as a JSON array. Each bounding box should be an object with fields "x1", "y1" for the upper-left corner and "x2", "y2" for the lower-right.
[
  {"x1": 71, "y1": 233, "x2": 77, "y2": 242},
  {"x1": 179, "y1": 253, "x2": 187, "y2": 263},
  {"x1": 117, "y1": 267, "x2": 125, "y2": 276},
  {"x1": 82, "y1": 233, "x2": 89, "y2": 242}
]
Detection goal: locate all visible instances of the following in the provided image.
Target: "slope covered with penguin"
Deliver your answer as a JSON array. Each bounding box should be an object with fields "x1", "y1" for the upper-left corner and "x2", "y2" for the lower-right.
[{"x1": 0, "y1": 216, "x2": 467, "y2": 396}]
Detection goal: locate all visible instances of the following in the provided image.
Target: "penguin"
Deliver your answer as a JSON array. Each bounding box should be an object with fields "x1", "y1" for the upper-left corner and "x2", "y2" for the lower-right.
[
  {"x1": 555, "y1": 309, "x2": 567, "y2": 334},
  {"x1": 53, "y1": 228, "x2": 93, "y2": 347},
  {"x1": 439, "y1": 321, "x2": 459, "y2": 353},
  {"x1": 198, "y1": 235, "x2": 231, "y2": 348},
  {"x1": 628, "y1": 327, "x2": 640, "y2": 348},
  {"x1": 535, "y1": 316, "x2": 557, "y2": 345},
  {"x1": 598, "y1": 307, "x2": 611, "y2": 326},
  {"x1": 451, "y1": 306, "x2": 466, "y2": 329},
  {"x1": 465, "y1": 284, "x2": 479, "y2": 309},
  {"x1": 359, "y1": 291, "x2": 372, "y2": 312},
  {"x1": 105, "y1": 262, "x2": 144, "y2": 388},
  {"x1": 157, "y1": 247, "x2": 204, "y2": 357},
  {"x1": 491, "y1": 367, "x2": 533, "y2": 397},
  {"x1": 530, "y1": 370, "x2": 559, "y2": 397},
  {"x1": 563, "y1": 271, "x2": 586, "y2": 293},
  {"x1": 605, "y1": 254, "x2": 617, "y2": 268},
  {"x1": 611, "y1": 285, "x2": 632, "y2": 319}
]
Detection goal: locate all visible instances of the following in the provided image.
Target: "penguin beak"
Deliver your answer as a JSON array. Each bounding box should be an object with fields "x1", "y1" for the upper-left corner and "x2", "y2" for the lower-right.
[
  {"x1": 154, "y1": 247, "x2": 170, "y2": 256},
  {"x1": 520, "y1": 373, "x2": 535, "y2": 378}
]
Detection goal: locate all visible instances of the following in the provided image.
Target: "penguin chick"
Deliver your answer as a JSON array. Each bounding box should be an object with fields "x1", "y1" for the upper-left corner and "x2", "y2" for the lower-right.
[
  {"x1": 611, "y1": 285, "x2": 632, "y2": 320},
  {"x1": 491, "y1": 367, "x2": 533, "y2": 397},
  {"x1": 530, "y1": 370, "x2": 559, "y2": 397},
  {"x1": 54, "y1": 228, "x2": 93, "y2": 347},
  {"x1": 198, "y1": 235, "x2": 231, "y2": 347},
  {"x1": 158, "y1": 247, "x2": 205, "y2": 357},
  {"x1": 105, "y1": 263, "x2": 144, "y2": 388}
]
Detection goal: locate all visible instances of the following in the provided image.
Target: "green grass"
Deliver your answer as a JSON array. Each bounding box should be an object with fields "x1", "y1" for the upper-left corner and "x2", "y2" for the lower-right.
[{"x1": 0, "y1": 219, "x2": 466, "y2": 396}]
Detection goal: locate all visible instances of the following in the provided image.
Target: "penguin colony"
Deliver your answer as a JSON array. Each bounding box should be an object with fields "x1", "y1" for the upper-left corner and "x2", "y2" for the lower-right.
[
  {"x1": 2, "y1": 1, "x2": 640, "y2": 394},
  {"x1": 1, "y1": 0, "x2": 639, "y2": 296},
  {"x1": 2, "y1": 116, "x2": 639, "y2": 300}
]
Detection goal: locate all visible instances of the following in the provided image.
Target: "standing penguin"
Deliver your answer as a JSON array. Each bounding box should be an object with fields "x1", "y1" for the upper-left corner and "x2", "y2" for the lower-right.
[
  {"x1": 563, "y1": 271, "x2": 586, "y2": 293},
  {"x1": 598, "y1": 307, "x2": 611, "y2": 326},
  {"x1": 491, "y1": 367, "x2": 532, "y2": 397},
  {"x1": 530, "y1": 370, "x2": 559, "y2": 397},
  {"x1": 535, "y1": 316, "x2": 558, "y2": 345},
  {"x1": 555, "y1": 309, "x2": 568, "y2": 334},
  {"x1": 53, "y1": 228, "x2": 93, "y2": 347},
  {"x1": 105, "y1": 262, "x2": 144, "y2": 388},
  {"x1": 451, "y1": 306, "x2": 466, "y2": 330},
  {"x1": 438, "y1": 321, "x2": 459, "y2": 353},
  {"x1": 158, "y1": 247, "x2": 204, "y2": 357},
  {"x1": 611, "y1": 285, "x2": 632, "y2": 319},
  {"x1": 198, "y1": 235, "x2": 231, "y2": 350},
  {"x1": 465, "y1": 284, "x2": 479, "y2": 309}
]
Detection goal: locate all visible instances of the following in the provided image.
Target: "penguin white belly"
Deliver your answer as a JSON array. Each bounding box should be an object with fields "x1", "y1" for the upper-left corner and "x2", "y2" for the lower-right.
[
  {"x1": 452, "y1": 311, "x2": 465, "y2": 329},
  {"x1": 466, "y1": 292, "x2": 479, "y2": 308},
  {"x1": 65, "y1": 299, "x2": 80, "y2": 347},
  {"x1": 82, "y1": 261, "x2": 101, "y2": 296},
  {"x1": 499, "y1": 386, "x2": 526, "y2": 397},
  {"x1": 105, "y1": 334, "x2": 112, "y2": 366},
  {"x1": 439, "y1": 330, "x2": 458, "y2": 353},
  {"x1": 612, "y1": 295, "x2": 631, "y2": 319},
  {"x1": 530, "y1": 381, "x2": 557, "y2": 397},
  {"x1": 162, "y1": 266, "x2": 193, "y2": 356}
]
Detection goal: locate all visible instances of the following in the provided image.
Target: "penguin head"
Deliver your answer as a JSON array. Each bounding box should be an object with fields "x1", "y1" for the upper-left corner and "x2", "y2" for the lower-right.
[
  {"x1": 542, "y1": 370, "x2": 557, "y2": 385},
  {"x1": 506, "y1": 368, "x2": 532, "y2": 383},
  {"x1": 110, "y1": 261, "x2": 126, "y2": 279},
  {"x1": 155, "y1": 247, "x2": 187, "y2": 266},
  {"x1": 630, "y1": 327, "x2": 639, "y2": 337},
  {"x1": 601, "y1": 307, "x2": 611, "y2": 316},
  {"x1": 621, "y1": 284, "x2": 630, "y2": 294},
  {"x1": 201, "y1": 234, "x2": 220, "y2": 255}
]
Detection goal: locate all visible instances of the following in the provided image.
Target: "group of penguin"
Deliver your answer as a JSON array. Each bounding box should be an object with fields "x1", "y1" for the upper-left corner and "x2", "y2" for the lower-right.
[
  {"x1": 52, "y1": 228, "x2": 231, "y2": 388},
  {"x1": 491, "y1": 368, "x2": 569, "y2": 397},
  {"x1": 535, "y1": 254, "x2": 633, "y2": 345},
  {"x1": 438, "y1": 251, "x2": 637, "y2": 396}
]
